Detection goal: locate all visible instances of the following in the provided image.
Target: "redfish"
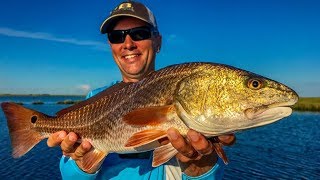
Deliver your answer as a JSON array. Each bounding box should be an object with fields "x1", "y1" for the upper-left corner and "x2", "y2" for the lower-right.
[{"x1": 1, "y1": 62, "x2": 298, "y2": 172}]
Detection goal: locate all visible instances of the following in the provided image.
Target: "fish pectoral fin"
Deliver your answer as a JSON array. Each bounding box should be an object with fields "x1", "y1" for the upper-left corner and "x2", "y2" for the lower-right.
[
  {"x1": 123, "y1": 105, "x2": 176, "y2": 126},
  {"x1": 212, "y1": 141, "x2": 229, "y2": 165},
  {"x1": 152, "y1": 143, "x2": 178, "y2": 167},
  {"x1": 81, "y1": 149, "x2": 107, "y2": 173},
  {"x1": 125, "y1": 129, "x2": 167, "y2": 148}
]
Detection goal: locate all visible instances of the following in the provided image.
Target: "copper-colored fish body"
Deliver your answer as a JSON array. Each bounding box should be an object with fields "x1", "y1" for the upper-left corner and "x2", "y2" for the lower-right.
[{"x1": 1, "y1": 62, "x2": 299, "y2": 170}]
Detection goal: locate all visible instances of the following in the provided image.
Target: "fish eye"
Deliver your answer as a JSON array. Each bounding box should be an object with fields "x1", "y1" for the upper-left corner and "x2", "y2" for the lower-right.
[
  {"x1": 31, "y1": 115, "x2": 37, "y2": 123},
  {"x1": 247, "y1": 78, "x2": 263, "y2": 90}
]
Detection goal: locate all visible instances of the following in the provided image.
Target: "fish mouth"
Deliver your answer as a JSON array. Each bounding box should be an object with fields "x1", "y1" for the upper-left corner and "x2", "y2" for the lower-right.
[{"x1": 243, "y1": 100, "x2": 296, "y2": 129}]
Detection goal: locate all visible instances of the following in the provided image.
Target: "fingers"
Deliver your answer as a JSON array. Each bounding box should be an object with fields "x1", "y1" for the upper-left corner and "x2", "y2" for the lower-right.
[
  {"x1": 217, "y1": 134, "x2": 236, "y2": 146},
  {"x1": 47, "y1": 131, "x2": 67, "y2": 147},
  {"x1": 47, "y1": 131, "x2": 97, "y2": 172},
  {"x1": 61, "y1": 132, "x2": 79, "y2": 154},
  {"x1": 158, "y1": 137, "x2": 170, "y2": 146},
  {"x1": 187, "y1": 130, "x2": 213, "y2": 155},
  {"x1": 167, "y1": 128, "x2": 198, "y2": 160},
  {"x1": 166, "y1": 128, "x2": 234, "y2": 172},
  {"x1": 72, "y1": 141, "x2": 92, "y2": 160}
]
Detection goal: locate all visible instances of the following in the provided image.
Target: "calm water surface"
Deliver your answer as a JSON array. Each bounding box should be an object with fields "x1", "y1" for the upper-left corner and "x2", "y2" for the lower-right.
[{"x1": 0, "y1": 96, "x2": 319, "y2": 179}]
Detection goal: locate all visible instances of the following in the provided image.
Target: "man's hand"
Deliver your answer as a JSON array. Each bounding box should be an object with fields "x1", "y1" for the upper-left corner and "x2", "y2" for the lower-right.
[
  {"x1": 167, "y1": 128, "x2": 235, "y2": 177},
  {"x1": 47, "y1": 131, "x2": 104, "y2": 174}
]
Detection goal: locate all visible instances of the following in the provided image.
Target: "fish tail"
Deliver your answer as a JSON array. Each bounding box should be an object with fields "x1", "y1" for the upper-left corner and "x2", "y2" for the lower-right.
[{"x1": 1, "y1": 102, "x2": 47, "y2": 158}]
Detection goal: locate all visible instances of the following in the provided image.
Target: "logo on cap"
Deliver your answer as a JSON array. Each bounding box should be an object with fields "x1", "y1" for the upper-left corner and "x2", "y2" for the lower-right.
[{"x1": 114, "y1": 3, "x2": 134, "y2": 12}]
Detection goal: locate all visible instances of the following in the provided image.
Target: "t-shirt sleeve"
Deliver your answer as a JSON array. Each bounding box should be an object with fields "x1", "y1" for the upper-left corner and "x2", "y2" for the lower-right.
[
  {"x1": 59, "y1": 156, "x2": 99, "y2": 180},
  {"x1": 182, "y1": 158, "x2": 225, "y2": 180}
]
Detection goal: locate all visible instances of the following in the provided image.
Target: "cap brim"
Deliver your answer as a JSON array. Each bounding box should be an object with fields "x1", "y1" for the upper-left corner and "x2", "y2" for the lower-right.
[{"x1": 100, "y1": 14, "x2": 152, "y2": 34}]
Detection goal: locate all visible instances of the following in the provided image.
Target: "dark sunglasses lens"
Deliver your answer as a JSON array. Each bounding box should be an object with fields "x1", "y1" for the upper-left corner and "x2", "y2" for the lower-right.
[
  {"x1": 108, "y1": 27, "x2": 153, "y2": 44},
  {"x1": 130, "y1": 28, "x2": 151, "y2": 41},
  {"x1": 108, "y1": 31, "x2": 124, "y2": 44}
]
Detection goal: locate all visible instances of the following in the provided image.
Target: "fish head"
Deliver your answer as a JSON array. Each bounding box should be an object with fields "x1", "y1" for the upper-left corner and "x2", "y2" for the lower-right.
[{"x1": 174, "y1": 64, "x2": 299, "y2": 136}]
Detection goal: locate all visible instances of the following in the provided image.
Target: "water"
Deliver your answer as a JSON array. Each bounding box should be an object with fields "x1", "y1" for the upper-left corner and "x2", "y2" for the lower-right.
[
  {"x1": 223, "y1": 112, "x2": 320, "y2": 179},
  {"x1": 0, "y1": 96, "x2": 319, "y2": 179},
  {"x1": 0, "y1": 95, "x2": 84, "y2": 106},
  {"x1": 0, "y1": 96, "x2": 84, "y2": 180}
]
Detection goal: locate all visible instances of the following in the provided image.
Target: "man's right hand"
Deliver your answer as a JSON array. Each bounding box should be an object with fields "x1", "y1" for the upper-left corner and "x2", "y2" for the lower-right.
[{"x1": 47, "y1": 131, "x2": 103, "y2": 174}]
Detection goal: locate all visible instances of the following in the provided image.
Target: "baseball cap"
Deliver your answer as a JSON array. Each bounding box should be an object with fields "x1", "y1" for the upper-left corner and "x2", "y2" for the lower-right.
[{"x1": 100, "y1": 1, "x2": 158, "y2": 34}]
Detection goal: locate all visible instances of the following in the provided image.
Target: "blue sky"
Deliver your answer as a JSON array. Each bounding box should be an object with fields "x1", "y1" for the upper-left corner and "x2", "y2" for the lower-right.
[{"x1": 1, "y1": 0, "x2": 319, "y2": 96}]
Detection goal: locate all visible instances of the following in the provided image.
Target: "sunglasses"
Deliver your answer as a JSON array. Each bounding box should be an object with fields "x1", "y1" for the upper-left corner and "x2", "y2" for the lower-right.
[{"x1": 107, "y1": 26, "x2": 158, "y2": 44}]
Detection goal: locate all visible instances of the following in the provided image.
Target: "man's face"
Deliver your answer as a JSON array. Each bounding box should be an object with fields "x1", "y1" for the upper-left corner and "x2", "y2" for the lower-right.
[{"x1": 109, "y1": 17, "x2": 161, "y2": 82}]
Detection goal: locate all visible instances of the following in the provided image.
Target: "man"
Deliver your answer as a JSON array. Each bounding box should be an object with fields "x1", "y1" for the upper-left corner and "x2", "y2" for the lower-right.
[{"x1": 47, "y1": 1, "x2": 235, "y2": 179}]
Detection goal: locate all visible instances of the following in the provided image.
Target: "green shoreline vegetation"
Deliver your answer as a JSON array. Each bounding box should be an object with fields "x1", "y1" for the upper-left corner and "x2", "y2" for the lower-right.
[
  {"x1": 57, "y1": 100, "x2": 82, "y2": 105},
  {"x1": 32, "y1": 101, "x2": 44, "y2": 105},
  {"x1": 0, "y1": 94, "x2": 84, "y2": 105},
  {"x1": 0, "y1": 94, "x2": 319, "y2": 112},
  {"x1": 292, "y1": 97, "x2": 320, "y2": 112}
]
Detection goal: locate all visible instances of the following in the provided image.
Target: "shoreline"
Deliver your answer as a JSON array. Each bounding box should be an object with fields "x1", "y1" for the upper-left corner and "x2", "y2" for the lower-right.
[{"x1": 292, "y1": 97, "x2": 320, "y2": 112}]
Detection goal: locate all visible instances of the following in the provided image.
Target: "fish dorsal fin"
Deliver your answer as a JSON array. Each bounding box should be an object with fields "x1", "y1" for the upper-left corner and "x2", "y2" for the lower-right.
[
  {"x1": 81, "y1": 149, "x2": 107, "y2": 173},
  {"x1": 56, "y1": 82, "x2": 131, "y2": 116},
  {"x1": 125, "y1": 129, "x2": 167, "y2": 148},
  {"x1": 123, "y1": 105, "x2": 176, "y2": 126},
  {"x1": 152, "y1": 143, "x2": 178, "y2": 167}
]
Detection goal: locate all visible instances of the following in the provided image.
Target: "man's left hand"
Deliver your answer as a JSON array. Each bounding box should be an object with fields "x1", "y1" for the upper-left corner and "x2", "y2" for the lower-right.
[{"x1": 167, "y1": 128, "x2": 235, "y2": 177}]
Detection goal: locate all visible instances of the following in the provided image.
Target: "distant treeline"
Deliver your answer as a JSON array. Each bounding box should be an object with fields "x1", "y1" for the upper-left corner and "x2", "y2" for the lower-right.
[
  {"x1": 56, "y1": 100, "x2": 82, "y2": 104},
  {"x1": 14, "y1": 100, "x2": 82, "y2": 105},
  {"x1": 292, "y1": 97, "x2": 320, "y2": 112},
  {"x1": 32, "y1": 100, "x2": 82, "y2": 105}
]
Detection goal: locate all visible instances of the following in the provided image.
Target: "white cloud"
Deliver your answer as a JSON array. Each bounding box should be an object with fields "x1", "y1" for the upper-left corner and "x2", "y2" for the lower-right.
[
  {"x1": 77, "y1": 84, "x2": 91, "y2": 94},
  {"x1": 0, "y1": 27, "x2": 106, "y2": 50}
]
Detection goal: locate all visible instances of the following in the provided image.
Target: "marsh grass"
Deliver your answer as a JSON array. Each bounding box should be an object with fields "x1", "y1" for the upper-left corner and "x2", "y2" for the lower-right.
[
  {"x1": 32, "y1": 101, "x2": 44, "y2": 105},
  {"x1": 57, "y1": 99, "x2": 81, "y2": 104},
  {"x1": 292, "y1": 97, "x2": 320, "y2": 112}
]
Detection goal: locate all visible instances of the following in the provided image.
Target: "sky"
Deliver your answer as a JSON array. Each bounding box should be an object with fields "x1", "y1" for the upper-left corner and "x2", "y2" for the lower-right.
[{"x1": 0, "y1": 0, "x2": 319, "y2": 96}]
